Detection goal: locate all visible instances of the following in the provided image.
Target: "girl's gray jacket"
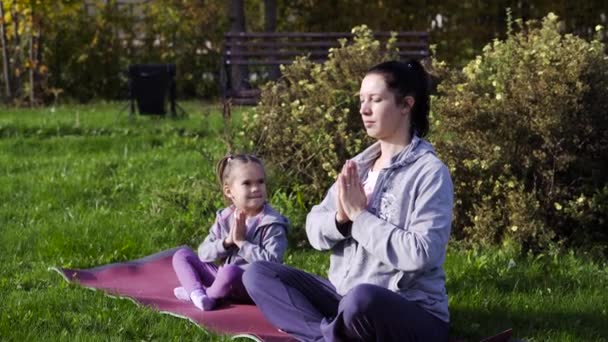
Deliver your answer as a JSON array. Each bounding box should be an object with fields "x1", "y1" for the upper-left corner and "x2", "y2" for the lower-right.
[
  {"x1": 306, "y1": 135, "x2": 453, "y2": 323},
  {"x1": 198, "y1": 204, "x2": 289, "y2": 268}
]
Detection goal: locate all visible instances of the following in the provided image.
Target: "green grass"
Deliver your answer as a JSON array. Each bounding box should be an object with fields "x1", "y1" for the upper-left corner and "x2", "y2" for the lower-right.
[{"x1": 1, "y1": 102, "x2": 607, "y2": 341}]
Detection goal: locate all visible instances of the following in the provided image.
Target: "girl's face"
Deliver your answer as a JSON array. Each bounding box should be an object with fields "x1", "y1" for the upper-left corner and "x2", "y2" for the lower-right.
[
  {"x1": 359, "y1": 73, "x2": 411, "y2": 142},
  {"x1": 224, "y1": 163, "x2": 267, "y2": 216}
]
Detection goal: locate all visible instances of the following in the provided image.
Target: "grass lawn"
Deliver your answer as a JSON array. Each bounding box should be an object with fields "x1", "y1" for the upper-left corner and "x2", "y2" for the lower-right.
[{"x1": 1, "y1": 102, "x2": 607, "y2": 341}]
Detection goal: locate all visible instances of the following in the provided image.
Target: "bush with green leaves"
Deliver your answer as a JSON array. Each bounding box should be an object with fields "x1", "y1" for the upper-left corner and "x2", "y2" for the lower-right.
[
  {"x1": 433, "y1": 13, "x2": 608, "y2": 251},
  {"x1": 240, "y1": 25, "x2": 398, "y2": 204},
  {"x1": 38, "y1": 1, "x2": 225, "y2": 102}
]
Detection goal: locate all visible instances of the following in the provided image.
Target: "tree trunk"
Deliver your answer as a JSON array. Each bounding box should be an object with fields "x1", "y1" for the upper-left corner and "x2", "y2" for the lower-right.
[
  {"x1": 28, "y1": 5, "x2": 35, "y2": 106},
  {"x1": 264, "y1": 0, "x2": 280, "y2": 80},
  {"x1": 10, "y1": 1, "x2": 21, "y2": 99},
  {"x1": 0, "y1": 0, "x2": 12, "y2": 101},
  {"x1": 229, "y1": 0, "x2": 248, "y2": 92},
  {"x1": 264, "y1": 0, "x2": 276, "y2": 32},
  {"x1": 29, "y1": 30, "x2": 35, "y2": 106}
]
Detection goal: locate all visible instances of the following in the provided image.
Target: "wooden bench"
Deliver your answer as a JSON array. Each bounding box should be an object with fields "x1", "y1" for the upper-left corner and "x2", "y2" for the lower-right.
[{"x1": 221, "y1": 31, "x2": 430, "y2": 105}]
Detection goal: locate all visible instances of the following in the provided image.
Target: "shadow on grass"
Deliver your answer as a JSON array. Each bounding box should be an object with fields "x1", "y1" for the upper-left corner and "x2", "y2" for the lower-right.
[{"x1": 449, "y1": 299, "x2": 607, "y2": 341}]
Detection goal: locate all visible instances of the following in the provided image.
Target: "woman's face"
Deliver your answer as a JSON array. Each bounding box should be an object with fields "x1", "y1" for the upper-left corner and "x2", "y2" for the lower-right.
[{"x1": 359, "y1": 73, "x2": 410, "y2": 142}]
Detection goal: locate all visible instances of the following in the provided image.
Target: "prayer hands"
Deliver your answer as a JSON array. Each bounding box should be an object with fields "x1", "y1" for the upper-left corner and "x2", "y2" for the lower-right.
[
  {"x1": 336, "y1": 160, "x2": 367, "y2": 221},
  {"x1": 231, "y1": 210, "x2": 247, "y2": 248},
  {"x1": 223, "y1": 210, "x2": 247, "y2": 249},
  {"x1": 336, "y1": 179, "x2": 349, "y2": 224}
]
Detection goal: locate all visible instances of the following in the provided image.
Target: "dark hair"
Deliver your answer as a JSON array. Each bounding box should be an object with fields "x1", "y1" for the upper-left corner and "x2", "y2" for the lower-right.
[
  {"x1": 215, "y1": 154, "x2": 265, "y2": 201},
  {"x1": 365, "y1": 59, "x2": 430, "y2": 137}
]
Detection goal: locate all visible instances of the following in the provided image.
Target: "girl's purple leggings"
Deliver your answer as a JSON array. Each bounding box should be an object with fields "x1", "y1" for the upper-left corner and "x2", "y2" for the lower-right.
[{"x1": 171, "y1": 246, "x2": 251, "y2": 302}]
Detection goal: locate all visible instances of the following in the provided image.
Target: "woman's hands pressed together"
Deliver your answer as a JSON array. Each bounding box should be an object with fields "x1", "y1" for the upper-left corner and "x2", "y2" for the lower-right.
[{"x1": 336, "y1": 160, "x2": 367, "y2": 222}]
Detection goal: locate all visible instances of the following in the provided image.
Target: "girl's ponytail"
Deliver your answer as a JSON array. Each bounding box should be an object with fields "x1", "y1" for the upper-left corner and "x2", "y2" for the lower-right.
[{"x1": 215, "y1": 154, "x2": 232, "y2": 191}]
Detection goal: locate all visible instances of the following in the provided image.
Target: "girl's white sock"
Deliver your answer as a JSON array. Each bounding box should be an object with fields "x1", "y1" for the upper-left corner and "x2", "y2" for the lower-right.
[
  {"x1": 190, "y1": 288, "x2": 216, "y2": 311},
  {"x1": 173, "y1": 287, "x2": 190, "y2": 301}
]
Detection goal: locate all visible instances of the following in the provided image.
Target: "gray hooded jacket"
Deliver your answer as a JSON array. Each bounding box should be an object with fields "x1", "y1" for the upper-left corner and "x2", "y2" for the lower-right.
[
  {"x1": 198, "y1": 204, "x2": 289, "y2": 268},
  {"x1": 306, "y1": 135, "x2": 453, "y2": 322}
]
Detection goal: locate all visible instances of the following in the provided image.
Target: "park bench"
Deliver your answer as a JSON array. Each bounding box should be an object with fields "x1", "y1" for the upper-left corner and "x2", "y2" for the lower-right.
[{"x1": 221, "y1": 31, "x2": 430, "y2": 105}]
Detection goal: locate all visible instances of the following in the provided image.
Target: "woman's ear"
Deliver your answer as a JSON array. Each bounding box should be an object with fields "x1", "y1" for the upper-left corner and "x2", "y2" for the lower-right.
[{"x1": 402, "y1": 96, "x2": 415, "y2": 115}]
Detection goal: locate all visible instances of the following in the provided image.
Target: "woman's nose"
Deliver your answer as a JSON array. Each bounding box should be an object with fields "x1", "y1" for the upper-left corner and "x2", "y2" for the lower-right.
[{"x1": 360, "y1": 102, "x2": 371, "y2": 116}]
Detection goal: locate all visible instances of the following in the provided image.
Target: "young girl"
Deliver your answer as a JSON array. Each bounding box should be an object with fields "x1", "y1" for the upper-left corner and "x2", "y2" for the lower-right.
[
  {"x1": 172, "y1": 154, "x2": 289, "y2": 311},
  {"x1": 244, "y1": 60, "x2": 453, "y2": 341}
]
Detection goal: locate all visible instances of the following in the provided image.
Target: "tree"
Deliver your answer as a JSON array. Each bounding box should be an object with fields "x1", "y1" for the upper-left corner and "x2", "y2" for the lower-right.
[
  {"x1": 0, "y1": 0, "x2": 11, "y2": 100},
  {"x1": 269, "y1": 0, "x2": 607, "y2": 66},
  {"x1": 0, "y1": 0, "x2": 44, "y2": 105},
  {"x1": 264, "y1": 0, "x2": 279, "y2": 79},
  {"x1": 264, "y1": 0, "x2": 276, "y2": 31},
  {"x1": 228, "y1": 0, "x2": 248, "y2": 92}
]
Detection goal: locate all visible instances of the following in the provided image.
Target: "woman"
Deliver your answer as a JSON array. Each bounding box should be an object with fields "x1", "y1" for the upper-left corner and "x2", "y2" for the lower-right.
[{"x1": 243, "y1": 60, "x2": 453, "y2": 341}]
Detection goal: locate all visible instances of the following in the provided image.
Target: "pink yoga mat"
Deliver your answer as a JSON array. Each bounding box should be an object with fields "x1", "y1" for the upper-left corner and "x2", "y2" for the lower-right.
[{"x1": 52, "y1": 247, "x2": 296, "y2": 342}]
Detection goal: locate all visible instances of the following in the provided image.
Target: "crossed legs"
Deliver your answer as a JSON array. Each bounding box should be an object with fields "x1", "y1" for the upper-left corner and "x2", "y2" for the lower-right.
[
  {"x1": 243, "y1": 261, "x2": 449, "y2": 342},
  {"x1": 171, "y1": 246, "x2": 251, "y2": 310}
]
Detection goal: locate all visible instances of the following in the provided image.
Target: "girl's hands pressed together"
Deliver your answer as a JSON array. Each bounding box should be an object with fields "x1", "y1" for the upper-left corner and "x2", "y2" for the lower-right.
[
  {"x1": 232, "y1": 210, "x2": 247, "y2": 248},
  {"x1": 337, "y1": 160, "x2": 367, "y2": 221},
  {"x1": 223, "y1": 226, "x2": 235, "y2": 249}
]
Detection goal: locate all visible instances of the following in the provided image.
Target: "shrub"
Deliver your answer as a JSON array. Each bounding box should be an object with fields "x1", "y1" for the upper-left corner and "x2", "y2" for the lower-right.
[
  {"x1": 433, "y1": 14, "x2": 608, "y2": 251},
  {"x1": 268, "y1": 190, "x2": 309, "y2": 248},
  {"x1": 43, "y1": 2, "x2": 131, "y2": 102},
  {"x1": 240, "y1": 25, "x2": 399, "y2": 205},
  {"x1": 40, "y1": 1, "x2": 225, "y2": 102}
]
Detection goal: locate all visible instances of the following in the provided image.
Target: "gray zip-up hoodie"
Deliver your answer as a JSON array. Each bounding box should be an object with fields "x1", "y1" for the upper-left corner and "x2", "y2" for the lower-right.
[
  {"x1": 306, "y1": 135, "x2": 453, "y2": 322},
  {"x1": 198, "y1": 204, "x2": 289, "y2": 268}
]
